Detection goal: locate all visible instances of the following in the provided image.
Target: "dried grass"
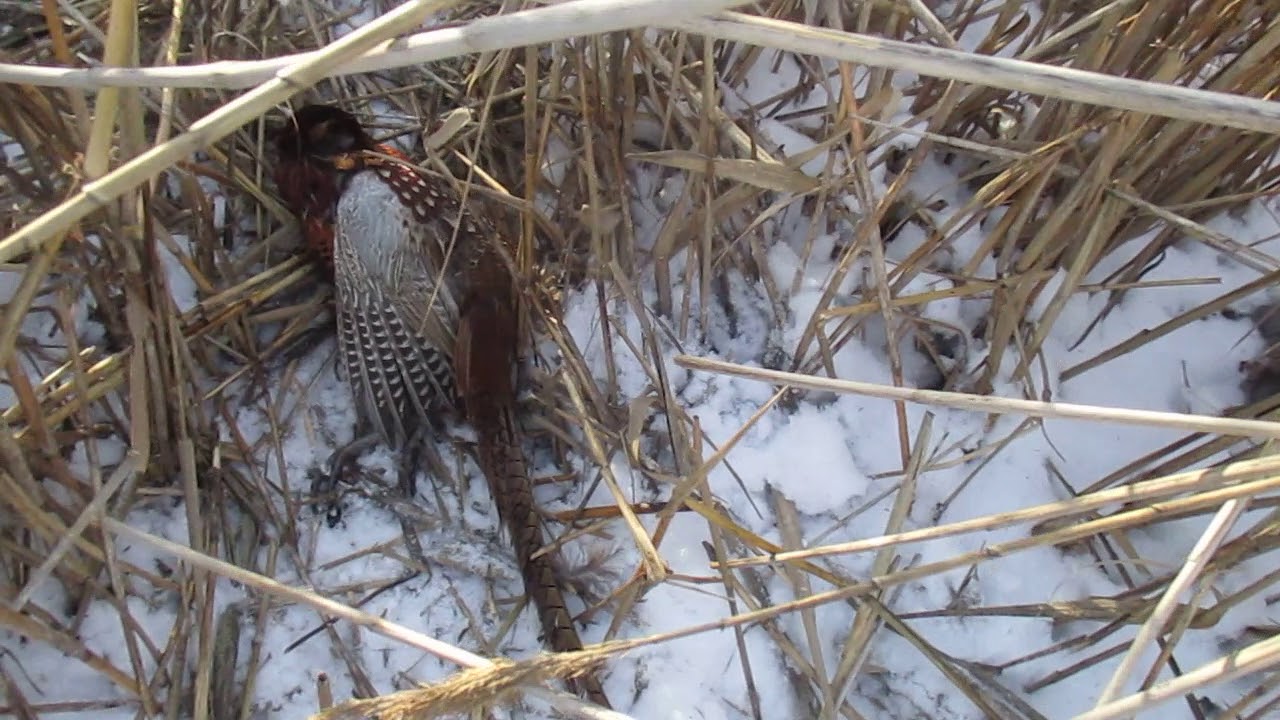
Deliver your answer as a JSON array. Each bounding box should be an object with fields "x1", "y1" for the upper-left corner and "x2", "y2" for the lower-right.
[{"x1": 2, "y1": 0, "x2": 1279, "y2": 719}]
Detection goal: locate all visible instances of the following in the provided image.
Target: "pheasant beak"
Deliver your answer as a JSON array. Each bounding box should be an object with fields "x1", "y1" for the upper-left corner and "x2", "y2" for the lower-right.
[{"x1": 332, "y1": 154, "x2": 360, "y2": 171}]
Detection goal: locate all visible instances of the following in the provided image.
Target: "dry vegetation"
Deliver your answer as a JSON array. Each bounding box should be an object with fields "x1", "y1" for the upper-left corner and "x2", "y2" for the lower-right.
[{"x1": 1, "y1": 0, "x2": 1279, "y2": 719}]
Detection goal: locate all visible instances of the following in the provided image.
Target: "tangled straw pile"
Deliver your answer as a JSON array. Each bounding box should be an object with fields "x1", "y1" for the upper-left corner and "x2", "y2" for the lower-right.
[{"x1": 2, "y1": 0, "x2": 1279, "y2": 718}]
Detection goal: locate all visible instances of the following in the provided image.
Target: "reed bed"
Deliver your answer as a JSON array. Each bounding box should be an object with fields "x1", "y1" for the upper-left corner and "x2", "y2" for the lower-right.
[{"x1": 2, "y1": 1, "x2": 1278, "y2": 718}]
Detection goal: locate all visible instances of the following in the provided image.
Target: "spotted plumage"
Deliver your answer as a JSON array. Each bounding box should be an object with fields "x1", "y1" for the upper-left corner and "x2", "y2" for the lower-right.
[
  {"x1": 273, "y1": 105, "x2": 476, "y2": 449},
  {"x1": 331, "y1": 168, "x2": 461, "y2": 448}
]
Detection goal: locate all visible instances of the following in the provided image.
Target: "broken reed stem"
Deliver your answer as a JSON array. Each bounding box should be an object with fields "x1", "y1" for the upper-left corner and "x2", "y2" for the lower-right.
[
  {"x1": 1094, "y1": 498, "x2": 1248, "y2": 705},
  {"x1": 0, "y1": 0, "x2": 755, "y2": 266},
  {"x1": 675, "y1": 355, "x2": 1280, "y2": 439},
  {"x1": 718, "y1": 452, "x2": 1280, "y2": 568},
  {"x1": 100, "y1": 518, "x2": 628, "y2": 720},
  {"x1": 0, "y1": 0, "x2": 758, "y2": 90},
  {"x1": 1, "y1": 9, "x2": 1274, "y2": 138},
  {"x1": 1075, "y1": 631, "x2": 1280, "y2": 720}
]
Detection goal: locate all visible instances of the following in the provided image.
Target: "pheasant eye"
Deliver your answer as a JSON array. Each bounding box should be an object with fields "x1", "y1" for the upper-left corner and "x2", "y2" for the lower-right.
[
  {"x1": 305, "y1": 120, "x2": 331, "y2": 146},
  {"x1": 329, "y1": 129, "x2": 358, "y2": 152}
]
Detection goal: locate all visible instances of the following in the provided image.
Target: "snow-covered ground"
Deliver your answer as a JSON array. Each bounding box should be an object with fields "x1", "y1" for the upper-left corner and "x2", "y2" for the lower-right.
[
  {"x1": 15, "y1": 175, "x2": 1278, "y2": 720},
  {"x1": 5, "y1": 8, "x2": 1280, "y2": 720}
]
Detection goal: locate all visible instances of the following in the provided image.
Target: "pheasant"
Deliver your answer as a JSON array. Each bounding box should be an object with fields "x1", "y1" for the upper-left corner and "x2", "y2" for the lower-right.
[{"x1": 271, "y1": 104, "x2": 610, "y2": 708}]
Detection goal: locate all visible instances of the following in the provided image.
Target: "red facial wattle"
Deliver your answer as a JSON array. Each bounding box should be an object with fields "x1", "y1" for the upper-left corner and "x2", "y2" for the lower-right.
[{"x1": 273, "y1": 141, "x2": 415, "y2": 270}]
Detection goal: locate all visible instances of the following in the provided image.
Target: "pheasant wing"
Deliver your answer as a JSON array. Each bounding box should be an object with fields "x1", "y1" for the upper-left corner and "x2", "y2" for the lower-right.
[{"x1": 333, "y1": 170, "x2": 458, "y2": 448}]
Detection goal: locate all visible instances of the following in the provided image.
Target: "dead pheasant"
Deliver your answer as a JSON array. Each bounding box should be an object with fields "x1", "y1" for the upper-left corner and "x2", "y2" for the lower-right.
[{"x1": 272, "y1": 104, "x2": 610, "y2": 708}]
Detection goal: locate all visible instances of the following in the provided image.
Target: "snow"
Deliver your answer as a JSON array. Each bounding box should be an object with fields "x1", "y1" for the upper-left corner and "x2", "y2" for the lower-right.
[
  {"x1": 7, "y1": 16, "x2": 1280, "y2": 720},
  {"x1": 143, "y1": 171, "x2": 1275, "y2": 716}
]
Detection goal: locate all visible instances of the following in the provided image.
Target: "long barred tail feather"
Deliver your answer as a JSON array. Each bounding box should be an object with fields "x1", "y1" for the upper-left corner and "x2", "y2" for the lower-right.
[{"x1": 469, "y1": 395, "x2": 612, "y2": 708}]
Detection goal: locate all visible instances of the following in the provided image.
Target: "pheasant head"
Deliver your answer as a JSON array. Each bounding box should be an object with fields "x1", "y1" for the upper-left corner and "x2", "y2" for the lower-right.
[{"x1": 271, "y1": 105, "x2": 405, "y2": 268}]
